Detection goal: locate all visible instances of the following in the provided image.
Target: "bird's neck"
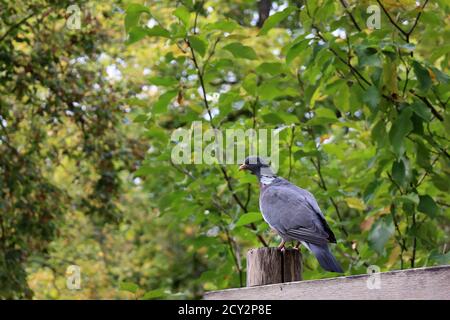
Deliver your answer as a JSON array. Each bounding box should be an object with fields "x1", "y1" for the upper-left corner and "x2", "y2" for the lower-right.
[
  {"x1": 259, "y1": 175, "x2": 276, "y2": 185},
  {"x1": 257, "y1": 167, "x2": 277, "y2": 186}
]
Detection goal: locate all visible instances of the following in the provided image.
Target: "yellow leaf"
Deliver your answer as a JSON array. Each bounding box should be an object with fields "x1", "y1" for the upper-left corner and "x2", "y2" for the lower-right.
[
  {"x1": 388, "y1": 245, "x2": 401, "y2": 267},
  {"x1": 320, "y1": 134, "x2": 331, "y2": 143},
  {"x1": 345, "y1": 197, "x2": 366, "y2": 210},
  {"x1": 383, "y1": 0, "x2": 416, "y2": 9},
  {"x1": 383, "y1": 59, "x2": 398, "y2": 96},
  {"x1": 379, "y1": 206, "x2": 391, "y2": 216},
  {"x1": 428, "y1": 68, "x2": 436, "y2": 82}
]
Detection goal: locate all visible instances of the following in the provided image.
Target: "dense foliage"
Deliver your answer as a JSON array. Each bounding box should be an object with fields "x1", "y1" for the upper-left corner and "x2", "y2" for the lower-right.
[{"x1": 0, "y1": 0, "x2": 448, "y2": 299}]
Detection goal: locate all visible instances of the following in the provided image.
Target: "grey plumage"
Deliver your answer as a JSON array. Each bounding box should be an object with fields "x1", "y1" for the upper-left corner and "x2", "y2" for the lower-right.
[{"x1": 239, "y1": 156, "x2": 343, "y2": 273}]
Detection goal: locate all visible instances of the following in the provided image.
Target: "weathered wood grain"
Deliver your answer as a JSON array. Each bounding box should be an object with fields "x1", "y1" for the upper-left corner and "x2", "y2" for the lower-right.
[
  {"x1": 282, "y1": 248, "x2": 302, "y2": 284},
  {"x1": 205, "y1": 264, "x2": 450, "y2": 300},
  {"x1": 246, "y1": 248, "x2": 302, "y2": 287}
]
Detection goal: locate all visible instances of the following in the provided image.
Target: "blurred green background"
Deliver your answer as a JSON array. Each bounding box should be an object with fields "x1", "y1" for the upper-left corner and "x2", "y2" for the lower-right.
[{"x1": 0, "y1": 0, "x2": 448, "y2": 299}]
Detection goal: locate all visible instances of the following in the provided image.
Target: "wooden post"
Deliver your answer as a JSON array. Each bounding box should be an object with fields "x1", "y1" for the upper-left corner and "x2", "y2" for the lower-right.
[{"x1": 246, "y1": 247, "x2": 302, "y2": 287}]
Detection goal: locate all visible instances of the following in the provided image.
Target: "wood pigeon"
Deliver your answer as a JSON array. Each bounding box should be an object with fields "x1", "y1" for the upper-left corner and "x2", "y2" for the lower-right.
[{"x1": 239, "y1": 156, "x2": 344, "y2": 273}]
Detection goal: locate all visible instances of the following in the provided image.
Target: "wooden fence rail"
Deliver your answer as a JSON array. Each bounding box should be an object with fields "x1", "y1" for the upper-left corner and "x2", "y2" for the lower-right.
[{"x1": 204, "y1": 249, "x2": 450, "y2": 300}]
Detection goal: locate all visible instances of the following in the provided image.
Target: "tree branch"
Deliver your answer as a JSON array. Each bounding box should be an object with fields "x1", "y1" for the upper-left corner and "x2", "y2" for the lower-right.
[
  {"x1": 339, "y1": 0, "x2": 362, "y2": 32},
  {"x1": 376, "y1": 0, "x2": 408, "y2": 39},
  {"x1": 377, "y1": 0, "x2": 430, "y2": 43},
  {"x1": 406, "y1": 0, "x2": 429, "y2": 41},
  {"x1": 412, "y1": 91, "x2": 444, "y2": 122},
  {"x1": 186, "y1": 13, "x2": 268, "y2": 247},
  {"x1": 0, "y1": 10, "x2": 36, "y2": 43},
  {"x1": 314, "y1": 28, "x2": 370, "y2": 88},
  {"x1": 220, "y1": 224, "x2": 244, "y2": 287},
  {"x1": 411, "y1": 210, "x2": 417, "y2": 268}
]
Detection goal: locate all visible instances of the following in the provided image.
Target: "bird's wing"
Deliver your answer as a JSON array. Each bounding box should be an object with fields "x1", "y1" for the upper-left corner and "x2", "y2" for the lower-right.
[
  {"x1": 260, "y1": 184, "x2": 330, "y2": 245},
  {"x1": 279, "y1": 180, "x2": 338, "y2": 243}
]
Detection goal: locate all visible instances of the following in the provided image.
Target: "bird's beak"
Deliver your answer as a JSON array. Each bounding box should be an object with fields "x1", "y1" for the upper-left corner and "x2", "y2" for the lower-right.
[{"x1": 239, "y1": 164, "x2": 248, "y2": 171}]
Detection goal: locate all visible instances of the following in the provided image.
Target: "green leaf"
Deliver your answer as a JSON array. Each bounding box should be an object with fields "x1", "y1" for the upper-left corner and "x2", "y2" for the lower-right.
[
  {"x1": 127, "y1": 26, "x2": 149, "y2": 45},
  {"x1": 418, "y1": 195, "x2": 439, "y2": 218},
  {"x1": 308, "y1": 85, "x2": 323, "y2": 109},
  {"x1": 204, "y1": 20, "x2": 239, "y2": 33},
  {"x1": 316, "y1": 0, "x2": 336, "y2": 21},
  {"x1": 173, "y1": 6, "x2": 190, "y2": 27},
  {"x1": 188, "y1": 35, "x2": 207, "y2": 57},
  {"x1": 363, "y1": 179, "x2": 380, "y2": 203},
  {"x1": 430, "y1": 44, "x2": 450, "y2": 62},
  {"x1": 415, "y1": 139, "x2": 431, "y2": 170},
  {"x1": 389, "y1": 108, "x2": 412, "y2": 156},
  {"x1": 141, "y1": 288, "x2": 166, "y2": 300},
  {"x1": 125, "y1": 3, "x2": 151, "y2": 32},
  {"x1": 371, "y1": 120, "x2": 387, "y2": 147},
  {"x1": 239, "y1": 174, "x2": 258, "y2": 184},
  {"x1": 258, "y1": 6, "x2": 295, "y2": 36},
  {"x1": 119, "y1": 282, "x2": 139, "y2": 293},
  {"x1": 148, "y1": 76, "x2": 178, "y2": 87},
  {"x1": 391, "y1": 159, "x2": 406, "y2": 187},
  {"x1": 133, "y1": 113, "x2": 151, "y2": 123},
  {"x1": 445, "y1": 113, "x2": 450, "y2": 136},
  {"x1": 412, "y1": 61, "x2": 432, "y2": 93},
  {"x1": 242, "y1": 73, "x2": 257, "y2": 95},
  {"x1": 279, "y1": 112, "x2": 300, "y2": 124},
  {"x1": 256, "y1": 62, "x2": 284, "y2": 75},
  {"x1": 146, "y1": 25, "x2": 171, "y2": 38},
  {"x1": 315, "y1": 108, "x2": 336, "y2": 119},
  {"x1": 333, "y1": 82, "x2": 350, "y2": 112},
  {"x1": 134, "y1": 165, "x2": 154, "y2": 177},
  {"x1": 126, "y1": 25, "x2": 171, "y2": 44},
  {"x1": 153, "y1": 90, "x2": 178, "y2": 113},
  {"x1": 399, "y1": 193, "x2": 420, "y2": 205},
  {"x1": 363, "y1": 86, "x2": 381, "y2": 111},
  {"x1": 368, "y1": 217, "x2": 394, "y2": 254},
  {"x1": 235, "y1": 212, "x2": 263, "y2": 227},
  {"x1": 429, "y1": 250, "x2": 450, "y2": 265},
  {"x1": 420, "y1": 11, "x2": 441, "y2": 25},
  {"x1": 411, "y1": 100, "x2": 432, "y2": 122},
  {"x1": 285, "y1": 39, "x2": 309, "y2": 64},
  {"x1": 307, "y1": 107, "x2": 337, "y2": 125},
  {"x1": 293, "y1": 150, "x2": 321, "y2": 159},
  {"x1": 223, "y1": 42, "x2": 257, "y2": 60},
  {"x1": 262, "y1": 112, "x2": 284, "y2": 124},
  {"x1": 431, "y1": 173, "x2": 449, "y2": 192},
  {"x1": 258, "y1": 82, "x2": 283, "y2": 100},
  {"x1": 356, "y1": 46, "x2": 381, "y2": 67},
  {"x1": 145, "y1": 127, "x2": 168, "y2": 143}
]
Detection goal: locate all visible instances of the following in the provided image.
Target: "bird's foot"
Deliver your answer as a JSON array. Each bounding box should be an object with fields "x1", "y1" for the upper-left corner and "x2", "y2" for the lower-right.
[
  {"x1": 293, "y1": 241, "x2": 301, "y2": 251},
  {"x1": 277, "y1": 240, "x2": 286, "y2": 251}
]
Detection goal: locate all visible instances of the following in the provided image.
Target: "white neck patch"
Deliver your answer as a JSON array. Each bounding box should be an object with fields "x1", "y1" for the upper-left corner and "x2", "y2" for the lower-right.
[{"x1": 260, "y1": 175, "x2": 276, "y2": 185}]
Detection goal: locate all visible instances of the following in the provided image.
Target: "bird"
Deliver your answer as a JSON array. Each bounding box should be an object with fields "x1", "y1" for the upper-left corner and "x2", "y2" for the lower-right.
[{"x1": 239, "y1": 156, "x2": 344, "y2": 273}]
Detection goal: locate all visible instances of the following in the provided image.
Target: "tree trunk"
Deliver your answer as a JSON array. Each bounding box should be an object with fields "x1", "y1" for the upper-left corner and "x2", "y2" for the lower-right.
[{"x1": 257, "y1": 0, "x2": 272, "y2": 27}]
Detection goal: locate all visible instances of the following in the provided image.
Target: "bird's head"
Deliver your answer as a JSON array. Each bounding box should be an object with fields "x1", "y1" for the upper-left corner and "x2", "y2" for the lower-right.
[{"x1": 239, "y1": 156, "x2": 272, "y2": 176}]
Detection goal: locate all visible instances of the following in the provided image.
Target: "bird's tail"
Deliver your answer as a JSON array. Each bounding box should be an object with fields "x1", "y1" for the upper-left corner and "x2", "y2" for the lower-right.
[{"x1": 307, "y1": 243, "x2": 344, "y2": 273}]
